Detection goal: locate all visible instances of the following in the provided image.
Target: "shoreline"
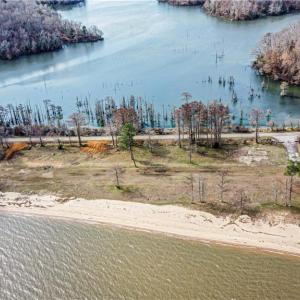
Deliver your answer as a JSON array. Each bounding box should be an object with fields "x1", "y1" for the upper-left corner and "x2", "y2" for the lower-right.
[
  {"x1": 3, "y1": 209, "x2": 300, "y2": 259},
  {"x1": 1, "y1": 192, "x2": 300, "y2": 257}
]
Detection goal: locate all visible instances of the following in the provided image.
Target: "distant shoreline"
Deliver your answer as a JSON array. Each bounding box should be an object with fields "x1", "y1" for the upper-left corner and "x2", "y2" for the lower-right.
[{"x1": 1, "y1": 192, "x2": 300, "y2": 257}]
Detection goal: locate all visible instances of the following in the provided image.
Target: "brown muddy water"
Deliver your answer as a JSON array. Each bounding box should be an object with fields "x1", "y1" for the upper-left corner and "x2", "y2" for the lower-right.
[{"x1": 1, "y1": 212, "x2": 300, "y2": 299}]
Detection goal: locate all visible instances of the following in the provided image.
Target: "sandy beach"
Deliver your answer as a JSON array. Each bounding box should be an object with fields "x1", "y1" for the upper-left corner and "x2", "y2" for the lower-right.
[{"x1": 1, "y1": 192, "x2": 300, "y2": 256}]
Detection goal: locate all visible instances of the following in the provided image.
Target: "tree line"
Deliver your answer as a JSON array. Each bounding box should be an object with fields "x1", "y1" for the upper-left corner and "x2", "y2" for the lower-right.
[
  {"x1": 0, "y1": 0, "x2": 103, "y2": 60},
  {"x1": 38, "y1": 0, "x2": 84, "y2": 5},
  {"x1": 0, "y1": 93, "x2": 279, "y2": 151},
  {"x1": 159, "y1": 0, "x2": 300, "y2": 21}
]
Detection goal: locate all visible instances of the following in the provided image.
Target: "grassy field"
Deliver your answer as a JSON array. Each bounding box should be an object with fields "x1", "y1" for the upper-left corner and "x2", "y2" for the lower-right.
[{"x1": 1, "y1": 138, "x2": 299, "y2": 218}]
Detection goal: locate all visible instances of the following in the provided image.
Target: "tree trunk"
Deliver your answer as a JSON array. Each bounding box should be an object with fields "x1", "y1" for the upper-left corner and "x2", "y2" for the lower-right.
[
  {"x1": 190, "y1": 174, "x2": 194, "y2": 203},
  {"x1": 177, "y1": 119, "x2": 182, "y2": 148},
  {"x1": 115, "y1": 170, "x2": 120, "y2": 188},
  {"x1": 77, "y1": 125, "x2": 82, "y2": 147},
  {"x1": 0, "y1": 136, "x2": 4, "y2": 149},
  {"x1": 39, "y1": 135, "x2": 45, "y2": 147},
  {"x1": 129, "y1": 143, "x2": 137, "y2": 168},
  {"x1": 255, "y1": 125, "x2": 259, "y2": 143},
  {"x1": 289, "y1": 176, "x2": 293, "y2": 207}
]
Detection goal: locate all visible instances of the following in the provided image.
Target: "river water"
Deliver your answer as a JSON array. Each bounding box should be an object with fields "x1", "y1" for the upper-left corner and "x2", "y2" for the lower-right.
[
  {"x1": 0, "y1": 0, "x2": 300, "y2": 124},
  {"x1": 1, "y1": 213, "x2": 300, "y2": 299}
]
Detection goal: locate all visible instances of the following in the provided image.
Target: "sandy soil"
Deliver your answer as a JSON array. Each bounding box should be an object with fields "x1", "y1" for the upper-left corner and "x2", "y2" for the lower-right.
[{"x1": 1, "y1": 192, "x2": 300, "y2": 256}]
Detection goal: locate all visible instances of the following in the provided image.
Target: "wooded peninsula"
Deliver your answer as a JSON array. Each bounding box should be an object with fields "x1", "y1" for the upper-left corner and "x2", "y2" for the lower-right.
[
  {"x1": 254, "y1": 21, "x2": 300, "y2": 86},
  {"x1": 0, "y1": 0, "x2": 103, "y2": 60},
  {"x1": 159, "y1": 0, "x2": 300, "y2": 21}
]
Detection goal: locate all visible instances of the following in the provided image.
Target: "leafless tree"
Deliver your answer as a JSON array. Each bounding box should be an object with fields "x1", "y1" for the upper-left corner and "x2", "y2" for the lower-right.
[
  {"x1": 208, "y1": 101, "x2": 230, "y2": 148},
  {"x1": 198, "y1": 175, "x2": 206, "y2": 203},
  {"x1": 68, "y1": 113, "x2": 87, "y2": 147},
  {"x1": 234, "y1": 188, "x2": 250, "y2": 213},
  {"x1": 203, "y1": 0, "x2": 300, "y2": 21},
  {"x1": 186, "y1": 173, "x2": 195, "y2": 203},
  {"x1": 272, "y1": 180, "x2": 282, "y2": 205},
  {"x1": 111, "y1": 165, "x2": 124, "y2": 189},
  {"x1": 217, "y1": 170, "x2": 228, "y2": 203},
  {"x1": 250, "y1": 108, "x2": 264, "y2": 143}
]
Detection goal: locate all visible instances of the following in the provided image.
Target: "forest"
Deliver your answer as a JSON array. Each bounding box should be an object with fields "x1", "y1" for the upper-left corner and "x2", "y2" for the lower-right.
[
  {"x1": 39, "y1": 0, "x2": 84, "y2": 4},
  {"x1": 0, "y1": 0, "x2": 103, "y2": 60},
  {"x1": 253, "y1": 21, "x2": 300, "y2": 86},
  {"x1": 158, "y1": 0, "x2": 205, "y2": 6},
  {"x1": 203, "y1": 0, "x2": 300, "y2": 20},
  {"x1": 159, "y1": 0, "x2": 300, "y2": 20}
]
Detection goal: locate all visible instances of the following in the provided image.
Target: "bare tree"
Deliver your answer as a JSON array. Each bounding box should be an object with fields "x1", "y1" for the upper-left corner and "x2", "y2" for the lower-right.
[
  {"x1": 217, "y1": 170, "x2": 228, "y2": 203},
  {"x1": 111, "y1": 165, "x2": 124, "y2": 189},
  {"x1": 208, "y1": 101, "x2": 230, "y2": 148},
  {"x1": 234, "y1": 189, "x2": 250, "y2": 214},
  {"x1": 272, "y1": 180, "x2": 282, "y2": 205},
  {"x1": 203, "y1": 0, "x2": 300, "y2": 21},
  {"x1": 186, "y1": 173, "x2": 195, "y2": 203},
  {"x1": 250, "y1": 108, "x2": 264, "y2": 143},
  {"x1": 175, "y1": 108, "x2": 182, "y2": 148},
  {"x1": 198, "y1": 175, "x2": 206, "y2": 203},
  {"x1": 68, "y1": 113, "x2": 87, "y2": 147}
]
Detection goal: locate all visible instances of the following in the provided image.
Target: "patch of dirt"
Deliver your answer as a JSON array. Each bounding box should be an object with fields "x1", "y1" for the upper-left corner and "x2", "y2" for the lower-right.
[{"x1": 235, "y1": 146, "x2": 269, "y2": 166}]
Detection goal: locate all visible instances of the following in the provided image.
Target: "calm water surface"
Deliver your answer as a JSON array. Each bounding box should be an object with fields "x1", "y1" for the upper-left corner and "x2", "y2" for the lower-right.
[
  {"x1": 1, "y1": 213, "x2": 300, "y2": 299},
  {"x1": 0, "y1": 0, "x2": 300, "y2": 123}
]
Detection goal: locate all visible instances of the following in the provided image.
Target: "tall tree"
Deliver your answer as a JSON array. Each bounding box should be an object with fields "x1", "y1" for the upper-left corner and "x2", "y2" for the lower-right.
[
  {"x1": 284, "y1": 160, "x2": 300, "y2": 207},
  {"x1": 208, "y1": 101, "x2": 230, "y2": 148},
  {"x1": 68, "y1": 113, "x2": 86, "y2": 147},
  {"x1": 250, "y1": 108, "x2": 264, "y2": 143},
  {"x1": 119, "y1": 123, "x2": 137, "y2": 167}
]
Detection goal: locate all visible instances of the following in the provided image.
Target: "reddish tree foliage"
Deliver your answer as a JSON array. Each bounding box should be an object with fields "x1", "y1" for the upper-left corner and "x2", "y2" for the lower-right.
[
  {"x1": 113, "y1": 107, "x2": 139, "y2": 131},
  {"x1": 175, "y1": 99, "x2": 229, "y2": 148},
  {"x1": 253, "y1": 21, "x2": 300, "y2": 85}
]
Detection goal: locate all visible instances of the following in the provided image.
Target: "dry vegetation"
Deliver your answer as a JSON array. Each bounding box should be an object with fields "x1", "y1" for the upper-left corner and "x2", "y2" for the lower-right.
[
  {"x1": 4, "y1": 143, "x2": 29, "y2": 160},
  {"x1": 159, "y1": 0, "x2": 300, "y2": 20},
  {"x1": 158, "y1": 0, "x2": 204, "y2": 6},
  {"x1": 39, "y1": 0, "x2": 84, "y2": 4},
  {"x1": 1, "y1": 139, "x2": 299, "y2": 217},
  {"x1": 253, "y1": 21, "x2": 300, "y2": 86},
  {"x1": 203, "y1": 0, "x2": 300, "y2": 21},
  {"x1": 80, "y1": 141, "x2": 110, "y2": 155}
]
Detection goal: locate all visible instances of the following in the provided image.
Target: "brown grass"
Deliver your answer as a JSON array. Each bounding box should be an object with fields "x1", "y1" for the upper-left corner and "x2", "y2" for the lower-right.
[
  {"x1": 0, "y1": 140, "x2": 299, "y2": 219},
  {"x1": 80, "y1": 141, "x2": 110, "y2": 155},
  {"x1": 5, "y1": 143, "x2": 29, "y2": 160}
]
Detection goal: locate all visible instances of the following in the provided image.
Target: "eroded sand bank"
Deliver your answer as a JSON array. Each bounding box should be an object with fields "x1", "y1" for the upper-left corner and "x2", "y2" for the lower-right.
[{"x1": 1, "y1": 192, "x2": 299, "y2": 256}]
